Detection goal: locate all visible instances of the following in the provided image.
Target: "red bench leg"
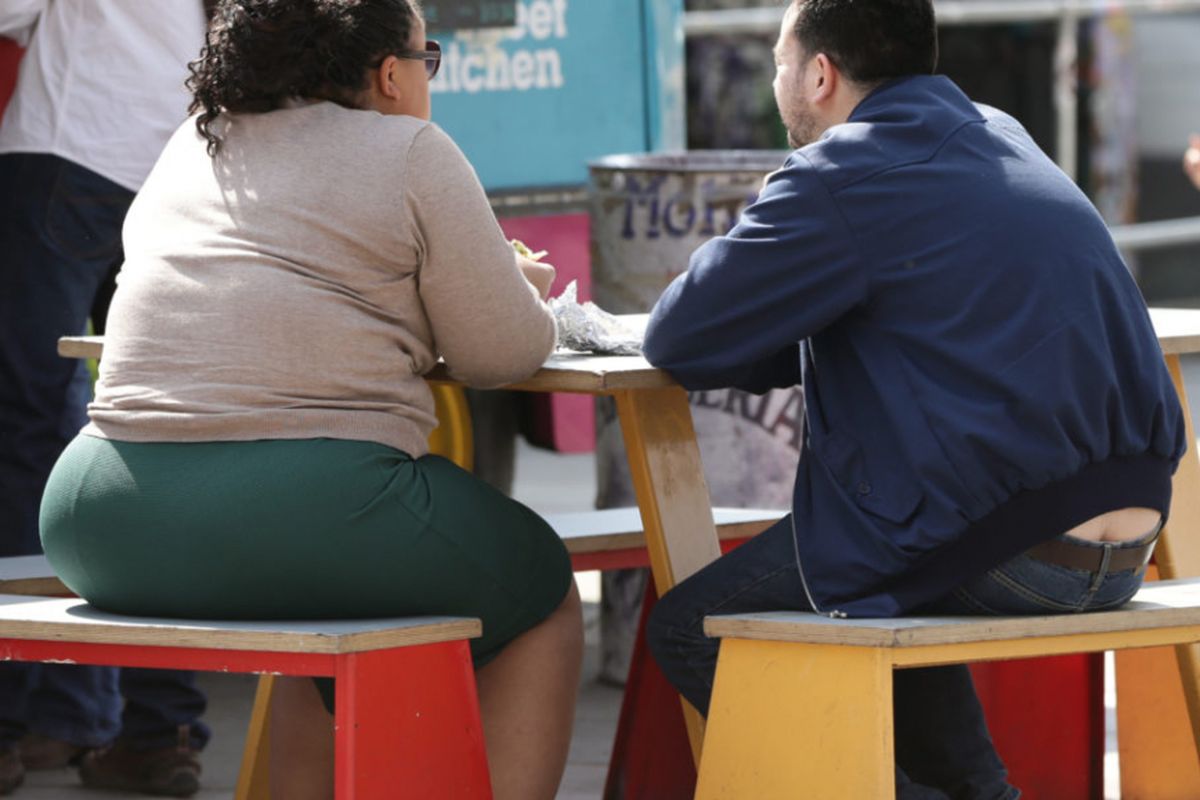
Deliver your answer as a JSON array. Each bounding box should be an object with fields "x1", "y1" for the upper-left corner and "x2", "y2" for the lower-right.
[
  {"x1": 604, "y1": 581, "x2": 696, "y2": 800},
  {"x1": 334, "y1": 640, "x2": 491, "y2": 799}
]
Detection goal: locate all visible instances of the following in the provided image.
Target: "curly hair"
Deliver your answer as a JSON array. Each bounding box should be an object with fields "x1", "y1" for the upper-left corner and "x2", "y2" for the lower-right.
[
  {"x1": 187, "y1": 0, "x2": 419, "y2": 156},
  {"x1": 792, "y1": 0, "x2": 937, "y2": 88}
]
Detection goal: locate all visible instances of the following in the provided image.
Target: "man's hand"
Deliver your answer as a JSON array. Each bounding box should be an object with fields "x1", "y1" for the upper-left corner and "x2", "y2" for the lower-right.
[
  {"x1": 1184, "y1": 134, "x2": 1200, "y2": 190},
  {"x1": 518, "y1": 254, "x2": 556, "y2": 301}
]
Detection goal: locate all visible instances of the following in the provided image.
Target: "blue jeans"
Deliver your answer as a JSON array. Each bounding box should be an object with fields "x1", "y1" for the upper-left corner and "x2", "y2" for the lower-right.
[
  {"x1": 646, "y1": 515, "x2": 1150, "y2": 800},
  {"x1": 0, "y1": 152, "x2": 208, "y2": 750}
]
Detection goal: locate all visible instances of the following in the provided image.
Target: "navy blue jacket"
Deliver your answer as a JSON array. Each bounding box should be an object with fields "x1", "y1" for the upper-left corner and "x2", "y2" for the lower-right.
[{"x1": 643, "y1": 75, "x2": 1186, "y2": 617}]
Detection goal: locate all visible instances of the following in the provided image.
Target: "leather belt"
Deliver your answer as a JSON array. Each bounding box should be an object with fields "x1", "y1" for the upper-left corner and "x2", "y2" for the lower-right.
[{"x1": 1026, "y1": 528, "x2": 1160, "y2": 573}]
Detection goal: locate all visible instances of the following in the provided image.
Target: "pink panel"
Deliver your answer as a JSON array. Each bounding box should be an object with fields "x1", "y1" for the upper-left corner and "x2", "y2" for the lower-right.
[{"x1": 499, "y1": 213, "x2": 596, "y2": 453}]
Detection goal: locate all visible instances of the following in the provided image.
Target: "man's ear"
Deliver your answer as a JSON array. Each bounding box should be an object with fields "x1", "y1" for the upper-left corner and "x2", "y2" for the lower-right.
[{"x1": 810, "y1": 52, "x2": 838, "y2": 104}]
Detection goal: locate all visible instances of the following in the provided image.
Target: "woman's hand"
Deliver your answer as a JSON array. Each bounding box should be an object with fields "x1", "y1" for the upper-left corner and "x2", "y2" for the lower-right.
[{"x1": 518, "y1": 255, "x2": 556, "y2": 301}]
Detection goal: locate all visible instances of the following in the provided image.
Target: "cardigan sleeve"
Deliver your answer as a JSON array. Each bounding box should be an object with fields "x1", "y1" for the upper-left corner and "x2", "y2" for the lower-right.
[{"x1": 407, "y1": 124, "x2": 557, "y2": 388}]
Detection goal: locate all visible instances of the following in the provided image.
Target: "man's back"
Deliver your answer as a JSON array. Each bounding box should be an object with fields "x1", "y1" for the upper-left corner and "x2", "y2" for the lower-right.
[{"x1": 645, "y1": 74, "x2": 1184, "y2": 615}]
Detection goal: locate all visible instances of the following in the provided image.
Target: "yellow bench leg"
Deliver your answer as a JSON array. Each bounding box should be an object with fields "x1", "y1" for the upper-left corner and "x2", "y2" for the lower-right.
[
  {"x1": 234, "y1": 675, "x2": 275, "y2": 799},
  {"x1": 696, "y1": 640, "x2": 894, "y2": 800},
  {"x1": 1117, "y1": 355, "x2": 1200, "y2": 796}
]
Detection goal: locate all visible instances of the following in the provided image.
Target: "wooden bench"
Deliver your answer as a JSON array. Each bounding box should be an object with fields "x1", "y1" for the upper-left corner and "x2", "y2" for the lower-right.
[
  {"x1": 0, "y1": 593, "x2": 488, "y2": 799},
  {"x1": 695, "y1": 577, "x2": 1200, "y2": 800}
]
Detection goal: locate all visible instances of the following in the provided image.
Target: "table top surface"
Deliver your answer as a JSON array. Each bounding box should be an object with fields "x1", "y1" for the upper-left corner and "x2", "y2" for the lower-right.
[
  {"x1": 58, "y1": 307, "x2": 1200, "y2": 393},
  {"x1": 1143, "y1": 307, "x2": 1200, "y2": 355}
]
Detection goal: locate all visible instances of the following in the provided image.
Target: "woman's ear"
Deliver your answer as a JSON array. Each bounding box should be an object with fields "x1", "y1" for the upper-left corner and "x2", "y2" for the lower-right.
[
  {"x1": 374, "y1": 55, "x2": 405, "y2": 101},
  {"x1": 360, "y1": 55, "x2": 407, "y2": 113}
]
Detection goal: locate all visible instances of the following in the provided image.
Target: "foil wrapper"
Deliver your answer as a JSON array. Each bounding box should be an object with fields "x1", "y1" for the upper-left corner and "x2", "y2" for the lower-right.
[{"x1": 549, "y1": 281, "x2": 643, "y2": 356}]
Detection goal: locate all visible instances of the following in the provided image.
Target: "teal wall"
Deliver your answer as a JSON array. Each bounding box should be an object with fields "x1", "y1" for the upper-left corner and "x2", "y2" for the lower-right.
[{"x1": 428, "y1": 0, "x2": 684, "y2": 192}]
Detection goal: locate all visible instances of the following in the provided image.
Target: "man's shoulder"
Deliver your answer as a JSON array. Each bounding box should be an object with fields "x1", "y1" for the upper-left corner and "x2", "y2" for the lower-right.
[{"x1": 802, "y1": 75, "x2": 1003, "y2": 192}]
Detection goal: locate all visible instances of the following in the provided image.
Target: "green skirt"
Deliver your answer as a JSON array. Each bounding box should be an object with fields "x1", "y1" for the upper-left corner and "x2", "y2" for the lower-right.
[{"x1": 41, "y1": 435, "x2": 574, "y2": 669}]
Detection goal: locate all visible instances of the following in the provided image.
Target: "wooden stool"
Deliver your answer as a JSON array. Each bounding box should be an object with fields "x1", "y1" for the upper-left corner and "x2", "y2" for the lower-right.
[
  {"x1": 0, "y1": 594, "x2": 488, "y2": 799},
  {"x1": 696, "y1": 578, "x2": 1200, "y2": 800}
]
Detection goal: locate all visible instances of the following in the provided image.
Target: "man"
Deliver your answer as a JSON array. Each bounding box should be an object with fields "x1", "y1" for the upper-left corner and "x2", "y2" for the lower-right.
[
  {"x1": 643, "y1": 1, "x2": 1185, "y2": 797},
  {"x1": 0, "y1": 1, "x2": 211, "y2": 795}
]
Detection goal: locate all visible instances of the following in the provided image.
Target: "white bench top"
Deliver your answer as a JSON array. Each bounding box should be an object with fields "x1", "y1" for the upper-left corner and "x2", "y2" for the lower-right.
[
  {"x1": 547, "y1": 507, "x2": 784, "y2": 553},
  {"x1": 0, "y1": 594, "x2": 480, "y2": 655},
  {"x1": 704, "y1": 578, "x2": 1200, "y2": 648}
]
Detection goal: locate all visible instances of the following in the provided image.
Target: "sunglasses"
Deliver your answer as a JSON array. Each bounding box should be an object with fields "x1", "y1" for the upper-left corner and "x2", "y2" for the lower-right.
[{"x1": 396, "y1": 40, "x2": 442, "y2": 80}]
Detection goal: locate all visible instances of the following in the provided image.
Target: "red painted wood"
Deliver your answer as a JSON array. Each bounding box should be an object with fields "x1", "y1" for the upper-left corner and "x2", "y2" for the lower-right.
[
  {"x1": 334, "y1": 641, "x2": 491, "y2": 799},
  {"x1": 0, "y1": 639, "x2": 335, "y2": 675},
  {"x1": 971, "y1": 656, "x2": 1105, "y2": 800},
  {"x1": 570, "y1": 537, "x2": 749, "y2": 573},
  {"x1": 0, "y1": 40, "x2": 21, "y2": 117},
  {"x1": 570, "y1": 548, "x2": 651, "y2": 572},
  {"x1": 603, "y1": 580, "x2": 696, "y2": 800},
  {"x1": 497, "y1": 213, "x2": 595, "y2": 454}
]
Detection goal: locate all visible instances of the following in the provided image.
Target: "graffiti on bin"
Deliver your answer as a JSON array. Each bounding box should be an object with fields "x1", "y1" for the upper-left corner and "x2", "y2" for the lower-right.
[
  {"x1": 595, "y1": 172, "x2": 761, "y2": 241},
  {"x1": 690, "y1": 388, "x2": 804, "y2": 453}
]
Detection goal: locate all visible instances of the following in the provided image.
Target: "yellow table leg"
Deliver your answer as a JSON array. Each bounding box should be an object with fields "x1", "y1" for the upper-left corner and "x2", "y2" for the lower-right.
[
  {"x1": 1118, "y1": 354, "x2": 1200, "y2": 794},
  {"x1": 614, "y1": 387, "x2": 722, "y2": 591},
  {"x1": 234, "y1": 675, "x2": 274, "y2": 800},
  {"x1": 614, "y1": 386, "x2": 723, "y2": 763},
  {"x1": 697, "y1": 640, "x2": 894, "y2": 800}
]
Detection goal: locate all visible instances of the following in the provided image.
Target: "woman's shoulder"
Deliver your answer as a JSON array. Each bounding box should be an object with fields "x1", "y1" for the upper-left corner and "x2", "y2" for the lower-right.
[
  {"x1": 287, "y1": 100, "x2": 432, "y2": 140},
  {"x1": 219, "y1": 100, "x2": 437, "y2": 151}
]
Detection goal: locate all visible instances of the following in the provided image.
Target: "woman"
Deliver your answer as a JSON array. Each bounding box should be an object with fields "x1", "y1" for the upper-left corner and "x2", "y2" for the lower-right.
[{"x1": 38, "y1": 1, "x2": 583, "y2": 798}]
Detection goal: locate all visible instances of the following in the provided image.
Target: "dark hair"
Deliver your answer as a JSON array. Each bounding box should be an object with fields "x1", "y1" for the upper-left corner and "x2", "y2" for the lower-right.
[
  {"x1": 187, "y1": 0, "x2": 419, "y2": 155},
  {"x1": 792, "y1": 0, "x2": 937, "y2": 88}
]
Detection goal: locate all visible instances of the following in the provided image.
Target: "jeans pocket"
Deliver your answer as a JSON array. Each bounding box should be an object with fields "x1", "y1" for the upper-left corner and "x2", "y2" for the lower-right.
[{"x1": 955, "y1": 556, "x2": 1094, "y2": 614}]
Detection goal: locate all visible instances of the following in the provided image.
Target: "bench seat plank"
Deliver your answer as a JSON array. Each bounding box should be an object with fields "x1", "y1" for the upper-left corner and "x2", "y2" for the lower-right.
[
  {"x1": 547, "y1": 507, "x2": 784, "y2": 556},
  {"x1": 704, "y1": 578, "x2": 1200, "y2": 649},
  {"x1": 0, "y1": 556, "x2": 68, "y2": 596},
  {"x1": 0, "y1": 595, "x2": 479, "y2": 655}
]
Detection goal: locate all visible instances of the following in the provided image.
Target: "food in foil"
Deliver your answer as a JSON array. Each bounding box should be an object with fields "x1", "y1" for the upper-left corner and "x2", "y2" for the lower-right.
[{"x1": 549, "y1": 281, "x2": 643, "y2": 356}]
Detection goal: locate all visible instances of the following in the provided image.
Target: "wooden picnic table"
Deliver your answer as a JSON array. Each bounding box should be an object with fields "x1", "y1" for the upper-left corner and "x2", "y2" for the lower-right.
[{"x1": 58, "y1": 306, "x2": 1200, "y2": 789}]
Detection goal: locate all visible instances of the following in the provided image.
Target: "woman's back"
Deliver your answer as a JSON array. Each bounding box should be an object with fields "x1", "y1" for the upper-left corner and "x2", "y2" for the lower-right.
[{"x1": 87, "y1": 101, "x2": 556, "y2": 457}]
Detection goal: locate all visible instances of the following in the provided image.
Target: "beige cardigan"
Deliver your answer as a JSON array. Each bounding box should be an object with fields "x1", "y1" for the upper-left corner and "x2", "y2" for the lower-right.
[{"x1": 85, "y1": 101, "x2": 556, "y2": 457}]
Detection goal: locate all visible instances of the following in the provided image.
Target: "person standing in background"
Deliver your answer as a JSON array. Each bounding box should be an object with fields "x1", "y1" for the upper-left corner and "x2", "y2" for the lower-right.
[{"x1": 0, "y1": 1, "x2": 211, "y2": 795}]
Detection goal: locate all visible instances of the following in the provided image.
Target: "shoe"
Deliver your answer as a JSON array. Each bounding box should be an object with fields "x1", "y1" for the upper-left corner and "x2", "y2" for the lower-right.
[
  {"x1": 78, "y1": 730, "x2": 201, "y2": 798},
  {"x1": 0, "y1": 749, "x2": 23, "y2": 796},
  {"x1": 18, "y1": 733, "x2": 87, "y2": 770}
]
